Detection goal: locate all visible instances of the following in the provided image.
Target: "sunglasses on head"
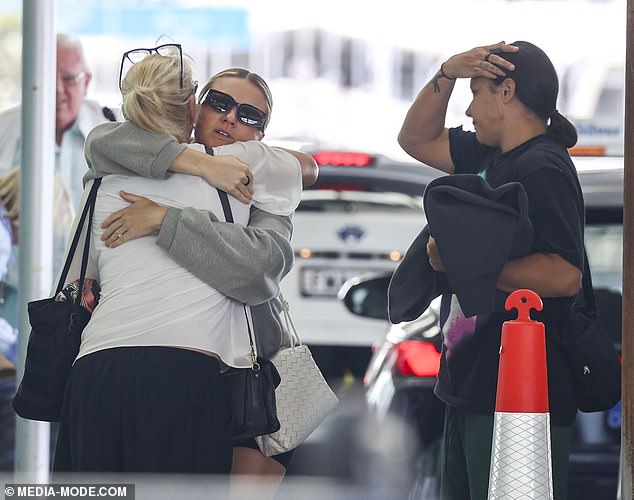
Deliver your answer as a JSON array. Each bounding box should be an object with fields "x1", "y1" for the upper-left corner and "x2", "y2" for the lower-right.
[
  {"x1": 203, "y1": 89, "x2": 268, "y2": 130},
  {"x1": 119, "y1": 43, "x2": 183, "y2": 91}
]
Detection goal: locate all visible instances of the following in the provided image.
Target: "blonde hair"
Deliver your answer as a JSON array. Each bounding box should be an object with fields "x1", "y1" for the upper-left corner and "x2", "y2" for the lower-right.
[
  {"x1": 121, "y1": 52, "x2": 196, "y2": 142},
  {"x1": 198, "y1": 67, "x2": 273, "y2": 130}
]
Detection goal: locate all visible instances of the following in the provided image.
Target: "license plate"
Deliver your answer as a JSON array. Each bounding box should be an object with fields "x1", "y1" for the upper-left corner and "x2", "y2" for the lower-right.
[{"x1": 300, "y1": 267, "x2": 367, "y2": 298}]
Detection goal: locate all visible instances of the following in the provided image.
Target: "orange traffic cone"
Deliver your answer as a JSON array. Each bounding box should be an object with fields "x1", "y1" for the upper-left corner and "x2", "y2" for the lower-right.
[{"x1": 487, "y1": 289, "x2": 553, "y2": 500}]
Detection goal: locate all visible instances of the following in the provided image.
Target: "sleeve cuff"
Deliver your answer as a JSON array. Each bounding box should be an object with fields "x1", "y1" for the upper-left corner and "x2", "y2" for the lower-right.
[
  {"x1": 151, "y1": 142, "x2": 188, "y2": 179},
  {"x1": 156, "y1": 207, "x2": 182, "y2": 250}
]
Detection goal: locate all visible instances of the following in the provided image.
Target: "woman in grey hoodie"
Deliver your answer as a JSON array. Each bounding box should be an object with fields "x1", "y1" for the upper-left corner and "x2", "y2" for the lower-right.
[
  {"x1": 82, "y1": 65, "x2": 318, "y2": 485},
  {"x1": 55, "y1": 44, "x2": 309, "y2": 478}
]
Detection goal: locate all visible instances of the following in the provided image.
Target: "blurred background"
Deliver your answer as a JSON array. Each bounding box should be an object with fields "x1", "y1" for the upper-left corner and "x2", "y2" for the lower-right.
[
  {"x1": 0, "y1": 0, "x2": 626, "y2": 159},
  {"x1": 0, "y1": 1, "x2": 626, "y2": 497}
]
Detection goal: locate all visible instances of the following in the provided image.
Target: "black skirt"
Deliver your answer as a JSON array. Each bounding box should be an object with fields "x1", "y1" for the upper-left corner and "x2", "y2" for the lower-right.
[{"x1": 53, "y1": 346, "x2": 232, "y2": 474}]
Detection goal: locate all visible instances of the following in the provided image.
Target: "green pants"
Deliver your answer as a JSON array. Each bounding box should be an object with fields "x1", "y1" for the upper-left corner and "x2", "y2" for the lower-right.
[{"x1": 440, "y1": 405, "x2": 572, "y2": 500}]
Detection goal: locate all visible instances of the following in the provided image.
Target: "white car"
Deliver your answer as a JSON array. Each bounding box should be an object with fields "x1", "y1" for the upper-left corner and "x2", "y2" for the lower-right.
[{"x1": 279, "y1": 150, "x2": 442, "y2": 381}]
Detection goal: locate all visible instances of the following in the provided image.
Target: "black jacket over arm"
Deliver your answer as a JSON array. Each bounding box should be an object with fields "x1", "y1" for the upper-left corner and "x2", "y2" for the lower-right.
[{"x1": 388, "y1": 175, "x2": 534, "y2": 322}]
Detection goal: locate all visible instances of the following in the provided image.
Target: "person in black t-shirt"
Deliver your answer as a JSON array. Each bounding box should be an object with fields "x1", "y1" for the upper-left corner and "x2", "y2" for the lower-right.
[{"x1": 396, "y1": 41, "x2": 583, "y2": 500}]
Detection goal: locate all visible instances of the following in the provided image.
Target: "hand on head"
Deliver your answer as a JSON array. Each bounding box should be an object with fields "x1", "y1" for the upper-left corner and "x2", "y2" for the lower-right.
[{"x1": 442, "y1": 41, "x2": 519, "y2": 81}]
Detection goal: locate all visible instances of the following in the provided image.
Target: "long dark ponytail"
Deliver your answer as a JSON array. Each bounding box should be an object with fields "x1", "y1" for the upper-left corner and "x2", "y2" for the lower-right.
[{"x1": 492, "y1": 41, "x2": 577, "y2": 148}]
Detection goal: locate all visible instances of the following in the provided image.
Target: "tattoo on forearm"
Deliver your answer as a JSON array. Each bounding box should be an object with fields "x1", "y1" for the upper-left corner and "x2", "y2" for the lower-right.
[
  {"x1": 431, "y1": 71, "x2": 443, "y2": 93},
  {"x1": 431, "y1": 63, "x2": 456, "y2": 93}
]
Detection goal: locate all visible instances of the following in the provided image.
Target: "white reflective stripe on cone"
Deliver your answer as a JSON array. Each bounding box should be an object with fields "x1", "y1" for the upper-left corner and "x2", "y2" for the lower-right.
[{"x1": 488, "y1": 412, "x2": 553, "y2": 500}]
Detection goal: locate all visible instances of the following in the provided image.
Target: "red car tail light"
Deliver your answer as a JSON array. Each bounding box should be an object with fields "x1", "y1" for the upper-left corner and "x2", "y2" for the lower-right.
[
  {"x1": 312, "y1": 151, "x2": 375, "y2": 167},
  {"x1": 394, "y1": 341, "x2": 441, "y2": 377}
]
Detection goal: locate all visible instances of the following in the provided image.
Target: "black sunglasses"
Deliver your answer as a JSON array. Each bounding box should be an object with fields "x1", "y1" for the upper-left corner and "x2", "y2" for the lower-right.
[
  {"x1": 119, "y1": 43, "x2": 183, "y2": 91},
  {"x1": 203, "y1": 89, "x2": 269, "y2": 130}
]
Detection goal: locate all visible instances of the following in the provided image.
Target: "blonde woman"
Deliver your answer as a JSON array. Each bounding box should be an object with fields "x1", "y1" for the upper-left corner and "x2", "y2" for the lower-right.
[
  {"x1": 83, "y1": 67, "x2": 317, "y2": 485},
  {"x1": 53, "y1": 46, "x2": 303, "y2": 473}
]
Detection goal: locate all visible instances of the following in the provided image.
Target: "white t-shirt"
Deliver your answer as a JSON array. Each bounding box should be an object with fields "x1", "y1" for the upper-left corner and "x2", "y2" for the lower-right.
[{"x1": 75, "y1": 142, "x2": 301, "y2": 367}]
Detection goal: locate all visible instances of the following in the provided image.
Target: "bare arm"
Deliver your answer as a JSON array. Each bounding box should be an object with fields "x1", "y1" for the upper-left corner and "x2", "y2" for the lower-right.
[
  {"x1": 398, "y1": 78, "x2": 455, "y2": 173},
  {"x1": 398, "y1": 41, "x2": 518, "y2": 173},
  {"x1": 101, "y1": 192, "x2": 167, "y2": 246},
  {"x1": 280, "y1": 148, "x2": 319, "y2": 187},
  {"x1": 428, "y1": 237, "x2": 581, "y2": 297},
  {"x1": 170, "y1": 148, "x2": 253, "y2": 204},
  {"x1": 497, "y1": 253, "x2": 582, "y2": 298}
]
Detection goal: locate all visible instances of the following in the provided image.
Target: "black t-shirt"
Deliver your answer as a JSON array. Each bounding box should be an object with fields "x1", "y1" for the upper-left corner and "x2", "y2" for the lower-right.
[{"x1": 434, "y1": 127, "x2": 584, "y2": 426}]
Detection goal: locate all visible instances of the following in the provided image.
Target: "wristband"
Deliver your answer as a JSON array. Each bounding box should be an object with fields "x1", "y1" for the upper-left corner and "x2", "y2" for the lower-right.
[
  {"x1": 432, "y1": 63, "x2": 456, "y2": 93},
  {"x1": 439, "y1": 63, "x2": 456, "y2": 81}
]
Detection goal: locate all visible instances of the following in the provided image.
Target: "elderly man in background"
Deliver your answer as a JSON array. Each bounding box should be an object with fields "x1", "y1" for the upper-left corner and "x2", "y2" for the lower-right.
[
  {"x1": 0, "y1": 32, "x2": 119, "y2": 359},
  {"x1": 0, "y1": 33, "x2": 119, "y2": 209},
  {"x1": 0, "y1": 32, "x2": 118, "y2": 472}
]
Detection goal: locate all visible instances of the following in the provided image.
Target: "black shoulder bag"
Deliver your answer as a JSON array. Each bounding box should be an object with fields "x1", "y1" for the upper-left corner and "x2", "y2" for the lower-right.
[
  {"x1": 217, "y1": 190, "x2": 281, "y2": 440},
  {"x1": 563, "y1": 249, "x2": 621, "y2": 413},
  {"x1": 13, "y1": 178, "x2": 101, "y2": 422}
]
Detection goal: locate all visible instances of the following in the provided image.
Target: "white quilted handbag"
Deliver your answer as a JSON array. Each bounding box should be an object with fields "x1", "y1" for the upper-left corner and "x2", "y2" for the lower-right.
[{"x1": 255, "y1": 295, "x2": 339, "y2": 456}]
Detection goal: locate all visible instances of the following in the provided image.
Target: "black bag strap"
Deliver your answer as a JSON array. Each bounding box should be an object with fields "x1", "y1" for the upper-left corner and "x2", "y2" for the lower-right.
[
  {"x1": 578, "y1": 246, "x2": 598, "y2": 318},
  {"x1": 218, "y1": 189, "x2": 234, "y2": 224},
  {"x1": 55, "y1": 178, "x2": 102, "y2": 296},
  {"x1": 217, "y1": 189, "x2": 257, "y2": 365}
]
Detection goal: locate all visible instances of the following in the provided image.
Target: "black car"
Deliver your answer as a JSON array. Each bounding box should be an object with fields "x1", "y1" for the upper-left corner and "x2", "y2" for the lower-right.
[{"x1": 339, "y1": 155, "x2": 623, "y2": 499}]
